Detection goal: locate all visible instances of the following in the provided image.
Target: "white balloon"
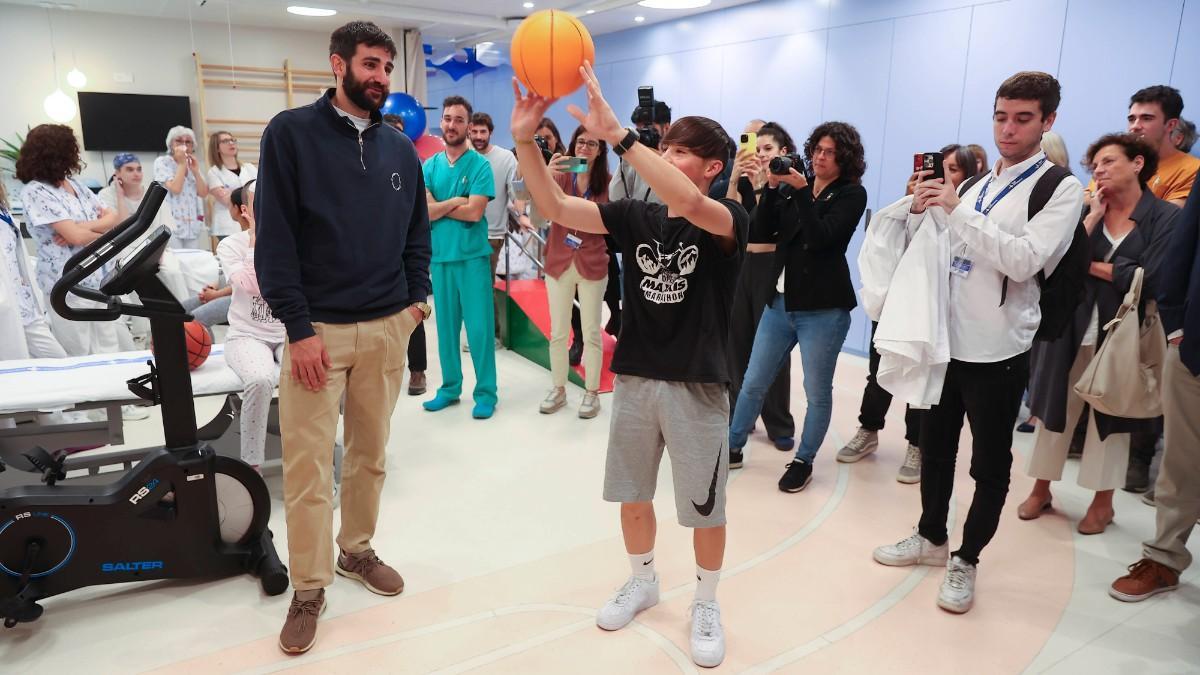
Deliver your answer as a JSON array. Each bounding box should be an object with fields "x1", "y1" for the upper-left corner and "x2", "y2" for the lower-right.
[{"x1": 43, "y1": 88, "x2": 77, "y2": 123}]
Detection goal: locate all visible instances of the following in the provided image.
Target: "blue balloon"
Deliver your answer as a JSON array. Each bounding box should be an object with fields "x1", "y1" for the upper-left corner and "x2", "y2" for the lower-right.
[{"x1": 381, "y1": 92, "x2": 426, "y2": 141}]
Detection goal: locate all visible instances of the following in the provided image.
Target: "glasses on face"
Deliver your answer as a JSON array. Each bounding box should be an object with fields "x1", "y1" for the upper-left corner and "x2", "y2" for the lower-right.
[
  {"x1": 812, "y1": 146, "x2": 836, "y2": 158},
  {"x1": 219, "y1": 137, "x2": 237, "y2": 145},
  {"x1": 575, "y1": 139, "x2": 599, "y2": 150}
]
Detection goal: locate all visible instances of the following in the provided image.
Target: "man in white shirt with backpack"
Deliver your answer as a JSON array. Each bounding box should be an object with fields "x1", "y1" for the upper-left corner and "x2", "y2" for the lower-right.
[{"x1": 872, "y1": 71, "x2": 1084, "y2": 614}]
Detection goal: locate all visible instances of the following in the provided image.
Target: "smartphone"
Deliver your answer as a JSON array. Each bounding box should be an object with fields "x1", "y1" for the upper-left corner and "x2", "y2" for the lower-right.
[
  {"x1": 739, "y1": 132, "x2": 758, "y2": 154},
  {"x1": 562, "y1": 157, "x2": 589, "y2": 173},
  {"x1": 913, "y1": 152, "x2": 945, "y2": 182}
]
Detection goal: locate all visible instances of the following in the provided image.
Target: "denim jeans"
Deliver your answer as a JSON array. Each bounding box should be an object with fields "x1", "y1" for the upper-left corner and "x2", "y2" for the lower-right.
[{"x1": 729, "y1": 294, "x2": 850, "y2": 463}]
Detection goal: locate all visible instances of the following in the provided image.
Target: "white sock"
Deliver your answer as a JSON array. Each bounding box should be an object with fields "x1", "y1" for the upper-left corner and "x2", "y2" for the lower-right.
[
  {"x1": 695, "y1": 565, "x2": 720, "y2": 602},
  {"x1": 630, "y1": 550, "x2": 656, "y2": 581}
]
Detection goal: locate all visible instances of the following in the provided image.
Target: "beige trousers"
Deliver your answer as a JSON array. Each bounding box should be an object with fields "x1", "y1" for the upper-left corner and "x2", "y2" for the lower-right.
[
  {"x1": 545, "y1": 262, "x2": 606, "y2": 391},
  {"x1": 1144, "y1": 344, "x2": 1200, "y2": 572},
  {"x1": 1026, "y1": 344, "x2": 1130, "y2": 491},
  {"x1": 280, "y1": 310, "x2": 416, "y2": 590}
]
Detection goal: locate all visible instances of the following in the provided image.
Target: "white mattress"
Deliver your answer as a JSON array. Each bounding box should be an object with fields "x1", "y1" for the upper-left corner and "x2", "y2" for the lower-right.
[{"x1": 0, "y1": 346, "x2": 242, "y2": 414}]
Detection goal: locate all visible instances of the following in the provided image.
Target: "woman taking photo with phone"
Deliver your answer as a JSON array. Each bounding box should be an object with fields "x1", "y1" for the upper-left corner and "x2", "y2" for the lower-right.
[
  {"x1": 725, "y1": 122, "x2": 798, "y2": 462},
  {"x1": 539, "y1": 125, "x2": 610, "y2": 419}
]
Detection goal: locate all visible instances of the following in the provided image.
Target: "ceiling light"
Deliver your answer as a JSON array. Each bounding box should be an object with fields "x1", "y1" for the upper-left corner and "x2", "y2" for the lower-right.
[
  {"x1": 522, "y1": 1, "x2": 534, "y2": 7},
  {"x1": 586, "y1": 9, "x2": 595, "y2": 13},
  {"x1": 634, "y1": 15, "x2": 645, "y2": 22},
  {"x1": 66, "y1": 67, "x2": 86, "y2": 88},
  {"x1": 286, "y1": 6, "x2": 337, "y2": 17},
  {"x1": 44, "y1": 88, "x2": 76, "y2": 123},
  {"x1": 638, "y1": 0, "x2": 711, "y2": 7}
]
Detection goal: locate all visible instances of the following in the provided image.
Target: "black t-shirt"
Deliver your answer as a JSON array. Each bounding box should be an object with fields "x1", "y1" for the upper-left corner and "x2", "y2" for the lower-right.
[{"x1": 597, "y1": 198, "x2": 748, "y2": 383}]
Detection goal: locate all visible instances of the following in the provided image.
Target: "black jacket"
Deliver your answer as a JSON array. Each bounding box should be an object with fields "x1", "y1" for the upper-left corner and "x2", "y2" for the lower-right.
[
  {"x1": 753, "y1": 177, "x2": 867, "y2": 312},
  {"x1": 1029, "y1": 189, "x2": 1179, "y2": 436},
  {"x1": 255, "y1": 89, "x2": 432, "y2": 342},
  {"x1": 1159, "y1": 178, "x2": 1200, "y2": 375}
]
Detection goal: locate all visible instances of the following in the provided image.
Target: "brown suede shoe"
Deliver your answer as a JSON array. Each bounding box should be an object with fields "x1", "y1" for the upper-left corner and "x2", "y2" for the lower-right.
[
  {"x1": 1109, "y1": 559, "x2": 1179, "y2": 602},
  {"x1": 337, "y1": 549, "x2": 405, "y2": 596},
  {"x1": 279, "y1": 589, "x2": 326, "y2": 654}
]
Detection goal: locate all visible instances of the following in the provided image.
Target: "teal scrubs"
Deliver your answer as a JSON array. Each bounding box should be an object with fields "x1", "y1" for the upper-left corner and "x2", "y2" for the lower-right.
[{"x1": 422, "y1": 148, "x2": 497, "y2": 405}]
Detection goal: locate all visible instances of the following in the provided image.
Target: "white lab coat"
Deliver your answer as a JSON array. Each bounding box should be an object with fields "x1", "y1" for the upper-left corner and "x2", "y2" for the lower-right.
[{"x1": 870, "y1": 204, "x2": 952, "y2": 409}]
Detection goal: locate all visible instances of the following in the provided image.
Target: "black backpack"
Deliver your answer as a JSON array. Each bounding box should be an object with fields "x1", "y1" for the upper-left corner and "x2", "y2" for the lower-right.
[{"x1": 956, "y1": 164, "x2": 1087, "y2": 342}]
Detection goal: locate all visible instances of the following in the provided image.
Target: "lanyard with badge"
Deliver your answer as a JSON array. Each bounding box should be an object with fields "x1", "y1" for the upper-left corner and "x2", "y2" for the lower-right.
[
  {"x1": 950, "y1": 156, "x2": 1047, "y2": 278},
  {"x1": 563, "y1": 175, "x2": 591, "y2": 251}
]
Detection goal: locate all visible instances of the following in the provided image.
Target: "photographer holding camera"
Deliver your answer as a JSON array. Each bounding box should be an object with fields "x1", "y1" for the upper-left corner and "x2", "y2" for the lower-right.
[
  {"x1": 727, "y1": 121, "x2": 868, "y2": 491},
  {"x1": 609, "y1": 89, "x2": 672, "y2": 204}
]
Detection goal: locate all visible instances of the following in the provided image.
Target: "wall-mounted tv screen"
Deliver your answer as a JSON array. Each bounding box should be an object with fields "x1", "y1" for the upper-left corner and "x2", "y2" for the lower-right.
[{"x1": 78, "y1": 92, "x2": 192, "y2": 151}]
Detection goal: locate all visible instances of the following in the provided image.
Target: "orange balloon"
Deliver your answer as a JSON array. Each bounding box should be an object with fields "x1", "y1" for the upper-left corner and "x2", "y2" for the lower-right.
[{"x1": 511, "y1": 9, "x2": 595, "y2": 98}]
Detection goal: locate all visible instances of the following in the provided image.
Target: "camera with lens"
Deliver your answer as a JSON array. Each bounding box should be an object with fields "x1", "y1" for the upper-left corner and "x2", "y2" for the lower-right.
[
  {"x1": 533, "y1": 135, "x2": 553, "y2": 164},
  {"x1": 769, "y1": 153, "x2": 806, "y2": 176},
  {"x1": 630, "y1": 85, "x2": 671, "y2": 149}
]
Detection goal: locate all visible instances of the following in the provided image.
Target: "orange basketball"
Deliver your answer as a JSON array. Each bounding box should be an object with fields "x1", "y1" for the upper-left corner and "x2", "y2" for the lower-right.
[
  {"x1": 511, "y1": 9, "x2": 595, "y2": 98},
  {"x1": 184, "y1": 321, "x2": 212, "y2": 370}
]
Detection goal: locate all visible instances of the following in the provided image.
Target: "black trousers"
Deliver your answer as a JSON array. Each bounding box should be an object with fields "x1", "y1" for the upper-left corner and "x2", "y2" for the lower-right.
[
  {"x1": 859, "y1": 321, "x2": 922, "y2": 445},
  {"x1": 918, "y1": 352, "x2": 1029, "y2": 566},
  {"x1": 408, "y1": 322, "x2": 427, "y2": 372},
  {"x1": 727, "y1": 251, "x2": 795, "y2": 439}
]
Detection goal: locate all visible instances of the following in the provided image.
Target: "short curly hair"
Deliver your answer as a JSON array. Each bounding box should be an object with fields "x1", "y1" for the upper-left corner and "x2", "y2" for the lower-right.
[
  {"x1": 15, "y1": 124, "x2": 83, "y2": 185},
  {"x1": 1083, "y1": 132, "x2": 1159, "y2": 187},
  {"x1": 804, "y1": 121, "x2": 866, "y2": 183}
]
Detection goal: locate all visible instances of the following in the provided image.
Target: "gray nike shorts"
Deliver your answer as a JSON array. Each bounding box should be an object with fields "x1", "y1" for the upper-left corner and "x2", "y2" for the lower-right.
[{"x1": 603, "y1": 374, "x2": 730, "y2": 528}]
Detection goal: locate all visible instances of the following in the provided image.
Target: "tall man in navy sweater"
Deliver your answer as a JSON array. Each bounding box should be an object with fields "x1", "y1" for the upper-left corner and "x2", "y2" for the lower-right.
[{"x1": 255, "y1": 21, "x2": 432, "y2": 655}]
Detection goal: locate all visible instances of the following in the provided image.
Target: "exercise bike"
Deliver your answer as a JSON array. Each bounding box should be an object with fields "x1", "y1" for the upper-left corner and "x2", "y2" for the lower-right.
[{"x1": 0, "y1": 182, "x2": 288, "y2": 629}]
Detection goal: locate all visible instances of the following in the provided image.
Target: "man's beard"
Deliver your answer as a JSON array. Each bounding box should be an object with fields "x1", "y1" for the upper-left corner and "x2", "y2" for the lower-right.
[
  {"x1": 343, "y1": 68, "x2": 388, "y2": 112},
  {"x1": 471, "y1": 136, "x2": 489, "y2": 151},
  {"x1": 444, "y1": 130, "x2": 466, "y2": 147}
]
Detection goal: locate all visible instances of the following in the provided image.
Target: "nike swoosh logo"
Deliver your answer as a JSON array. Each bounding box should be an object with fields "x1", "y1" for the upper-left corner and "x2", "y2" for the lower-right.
[
  {"x1": 643, "y1": 558, "x2": 654, "y2": 566},
  {"x1": 691, "y1": 446, "x2": 723, "y2": 517}
]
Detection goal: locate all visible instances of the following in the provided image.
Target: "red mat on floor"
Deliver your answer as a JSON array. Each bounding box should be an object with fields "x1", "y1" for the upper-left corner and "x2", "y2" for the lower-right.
[{"x1": 495, "y1": 279, "x2": 616, "y2": 393}]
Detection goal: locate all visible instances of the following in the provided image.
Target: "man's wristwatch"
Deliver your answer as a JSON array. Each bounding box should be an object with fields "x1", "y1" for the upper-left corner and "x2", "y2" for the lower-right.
[
  {"x1": 412, "y1": 302, "x2": 432, "y2": 320},
  {"x1": 612, "y1": 128, "x2": 639, "y2": 156}
]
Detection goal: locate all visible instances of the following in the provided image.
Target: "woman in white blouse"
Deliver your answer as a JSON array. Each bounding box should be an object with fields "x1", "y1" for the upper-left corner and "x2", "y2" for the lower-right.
[
  {"x1": 15, "y1": 123, "x2": 134, "y2": 356},
  {"x1": 206, "y1": 130, "x2": 257, "y2": 243}
]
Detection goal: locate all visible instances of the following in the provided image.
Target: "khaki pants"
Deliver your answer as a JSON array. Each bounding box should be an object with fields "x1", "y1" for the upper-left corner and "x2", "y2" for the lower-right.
[
  {"x1": 1144, "y1": 344, "x2": 1200, "y2": 572},
  {"x1": 280, "y1": 311, "x2": 416, "y2": 590},
  {"x1": 546, "y1": 262, "x2": 606, "y2": 391},
  {"x1": 1025, "y1": 344, "x2": 1130, "y2": 491}
]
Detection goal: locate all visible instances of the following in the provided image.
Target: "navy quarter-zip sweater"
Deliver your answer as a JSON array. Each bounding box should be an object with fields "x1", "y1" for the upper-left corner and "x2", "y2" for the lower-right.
[{"x1": 255, "y1": 89, "x2": 432, "y2": 342}]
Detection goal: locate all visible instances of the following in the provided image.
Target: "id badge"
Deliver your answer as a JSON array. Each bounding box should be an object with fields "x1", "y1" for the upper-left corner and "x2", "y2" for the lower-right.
[
  {"x1": 950, "y1": 255, "x2": 973, "y2": 278},
  {"x1": 564, "y1": 233, "x2": 583, "y2": 250}
]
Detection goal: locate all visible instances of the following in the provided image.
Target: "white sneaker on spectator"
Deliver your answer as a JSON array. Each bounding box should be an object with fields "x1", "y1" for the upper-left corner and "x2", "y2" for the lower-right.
[
  {"x1": 689, "y1": 600, "x2": 725, "y2": 668},
  {"x1": 596, "y1": 575, "x2": 659, "y2": 631},
  {"x1": 836, "y1": 427, "x2": 878, "y2": 463},
  {"x1": 873, "y1": 530, "x2": 948, "y2": 567},
  {"x1": 937, "y1": 556, "x2": 977, "y2": 613},
  {"x1": 896, "y1": 444, "x2": 921, "y2": 484}
]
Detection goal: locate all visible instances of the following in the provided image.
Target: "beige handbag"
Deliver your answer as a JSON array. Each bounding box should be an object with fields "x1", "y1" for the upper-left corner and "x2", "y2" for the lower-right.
[{"x1": 1074, "y1": 267, "x2": 1165, "y2": 419}]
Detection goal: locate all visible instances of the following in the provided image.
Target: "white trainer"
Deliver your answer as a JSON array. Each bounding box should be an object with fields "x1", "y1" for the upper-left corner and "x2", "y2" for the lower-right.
[
  {"x1": 836, "y1": 427, "x2": 879, "y2": 463},
  {"x1": 896, "y1": 443, "x2": 922, "y2": 484},
  {"x1": 539, "y1": 388, "x2": 567, "y2": 414},
  {"x1": 596, "y1": 575, "x2": 659, "y2": 631},
  {"x1": 689, "y1": 600, "x2": 725, "y2": 668},
  {"x1": 937, "y1": 555, "x2": 977, "y2": 613},
  {"x1": 873, "y1": 530, "x2": 949, "y2": 567}
]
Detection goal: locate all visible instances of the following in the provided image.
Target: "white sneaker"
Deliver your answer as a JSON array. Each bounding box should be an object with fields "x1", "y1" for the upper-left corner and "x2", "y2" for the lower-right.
[
  {"x1": 689, "y1": 600, "x2": 725, "y2": 668},
  {"x1": 896, "y1": 444, "x2": 921, "y2": 484},
  {"x1": 836, "y1": 427, "x2": 878, "y2": 463},
  {"x1": 539, "y1": 388, "x2": 567, "y2": 414},
  {"x1": 873, "y1": 530, "x2": 949, "y2": 567},
  {"x1": 122, "y1": 404, "x2": 150, "y2": 421},
  {"x1": 937, "y1": 556, "x2": 977, "y2": 613},
  {"x1": 596, "y1": 575, "x2": 659, "y2": 631},
  {"x1": 578, "y1": 392, "x2": 601, "y2": 419}
]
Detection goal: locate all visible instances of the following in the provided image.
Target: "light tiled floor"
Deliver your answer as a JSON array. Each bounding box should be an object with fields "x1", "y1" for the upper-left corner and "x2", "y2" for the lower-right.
[{"x1": 3, "y1": 314, "x2": 1197, "y2": 674}]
